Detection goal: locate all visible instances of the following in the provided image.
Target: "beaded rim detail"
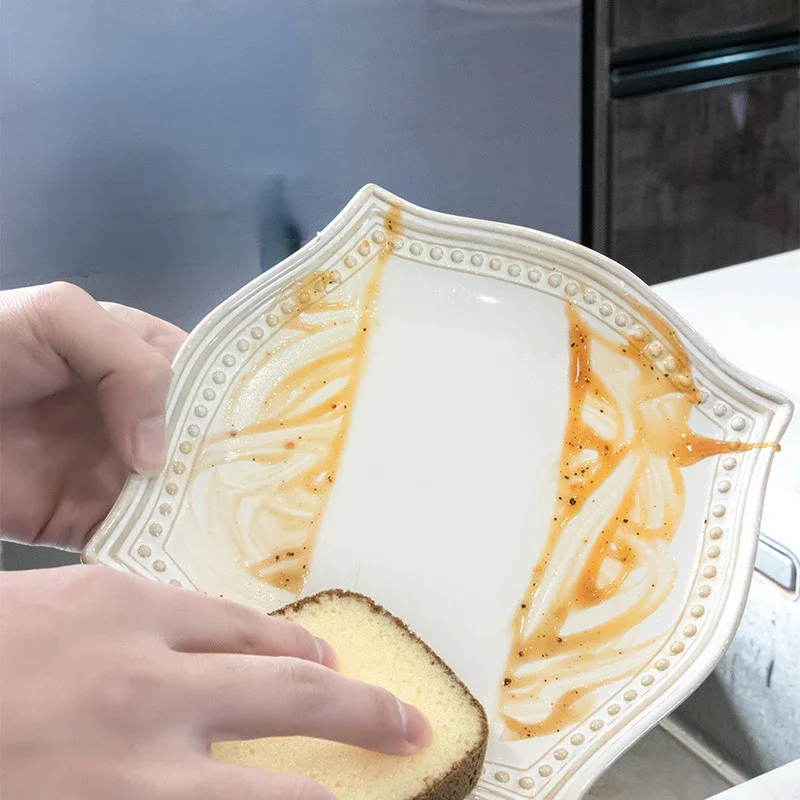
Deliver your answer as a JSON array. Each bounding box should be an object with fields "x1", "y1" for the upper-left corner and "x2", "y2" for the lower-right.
[{"x1": 83, "y1": 185, "x2": 791, "y2": 800}]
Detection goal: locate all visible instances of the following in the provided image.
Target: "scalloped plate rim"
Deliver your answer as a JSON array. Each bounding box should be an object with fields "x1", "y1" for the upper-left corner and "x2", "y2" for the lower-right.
[{"x1": 84, "y1": 184, "x2": 794, "y2": 799}]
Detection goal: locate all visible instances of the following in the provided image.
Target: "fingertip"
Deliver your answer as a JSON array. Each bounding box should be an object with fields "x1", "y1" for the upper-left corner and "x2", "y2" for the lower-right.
[{"x1": 399, "y1": 700, "x2": 433, "y2": 753}]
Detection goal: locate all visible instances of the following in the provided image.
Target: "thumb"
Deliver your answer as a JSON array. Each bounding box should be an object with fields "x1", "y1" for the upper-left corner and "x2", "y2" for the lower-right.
[{"x1": 33, "y1": 283, "x2": 173, "y2": 476}]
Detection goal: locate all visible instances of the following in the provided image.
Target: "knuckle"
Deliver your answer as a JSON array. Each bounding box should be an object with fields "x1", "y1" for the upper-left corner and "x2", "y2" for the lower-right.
[
  {"x1": 81, "y1": 566, "x2": 139, "y2": 601},
  {"x1": 69, "y1": 564, "x2": 118, "y2": 600},
  {"x1": 283, "y1": 659, "x2": 333, "y2": 716},
  {"x1": 224, "y1": 604, "x2": 270, "y2": 656},
  {"x1": 369, "y1": 686, "x2": 401, "y2": 734},
  {"x1": 87, "y1": 563, "x2": 124, "y2": 587},
  {"x1": 93, "y1": 650, "x2": 167, "y2": 720},
  {"x1": 280, "y1": 620, "x2": 318, "y2": 660},
  {"x1": 38, "y1": 280, "x2": 87, "y2": 307},
  {"x1": 31, "y1": 281, "x2": 87, "y2": 322},
  {"x1": 104, "y1": 348, "x2": 172, "y2": 401},
  {"x1": 224, "y1": 611, "x2": 319, "y2": 660},
  {"x1": 100, "y1": 300, "x2": 126, "y2": 317},
  {"x1": 55, "y1": 567, "x2": 139, "y2": 623},
  {"x1": 137, "y1": 349, "x2": 173, "y2": 383},
  {"x1": 228, "y1": 624, "x2": 267, "y2": 656}
]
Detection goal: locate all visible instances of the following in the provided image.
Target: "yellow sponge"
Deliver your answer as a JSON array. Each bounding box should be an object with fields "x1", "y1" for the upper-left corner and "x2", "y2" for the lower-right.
[{"x1": 213, "y1": 590, "x2": 488, "y2": 800}]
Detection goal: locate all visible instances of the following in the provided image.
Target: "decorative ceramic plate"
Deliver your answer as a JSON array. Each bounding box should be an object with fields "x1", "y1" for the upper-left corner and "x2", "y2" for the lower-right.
[{"x1": 85, "y1": 186, "x2": 792, "y2": 799}]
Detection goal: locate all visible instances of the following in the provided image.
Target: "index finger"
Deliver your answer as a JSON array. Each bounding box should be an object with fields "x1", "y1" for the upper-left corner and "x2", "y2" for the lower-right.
[{"x1": 152, "y1": 583, "x2": 338, "y2": 669}]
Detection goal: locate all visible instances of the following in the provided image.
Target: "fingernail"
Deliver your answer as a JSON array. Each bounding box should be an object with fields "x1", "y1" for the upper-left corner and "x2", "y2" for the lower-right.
[
  {"x1": 132, "y1": 415, "x2": 166, "y2": 476},
  {"x1": 314, "y1": 636, "x2": 339, "y2": 671},
  {"x1": 398, "y1": 700, "x2": 432, "y2": 752}
]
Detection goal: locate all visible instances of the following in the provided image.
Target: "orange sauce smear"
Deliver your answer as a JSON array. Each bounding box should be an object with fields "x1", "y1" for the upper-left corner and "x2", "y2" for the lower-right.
[
  {"x1": 194, "y1": 204, "x2": 401, "y2": 594},
  {"x1": 500, "y1": 301, "x2": 776, "y2": 739}
]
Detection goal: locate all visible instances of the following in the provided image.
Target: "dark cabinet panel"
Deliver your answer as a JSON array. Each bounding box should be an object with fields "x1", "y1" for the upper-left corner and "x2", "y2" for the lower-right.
[
  {"x1": 609, "y1": 69, "x2": 800, "y2": 284},
  {"x1": 612, "y1": 0, "x2": 800, "y2": 54}
]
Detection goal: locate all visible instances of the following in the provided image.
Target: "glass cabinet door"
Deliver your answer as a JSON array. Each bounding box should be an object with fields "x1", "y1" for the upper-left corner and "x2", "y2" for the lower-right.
[
  {"x1": 612, "y1": 0, "x2": 799, "y2": 54},
  {"x1": 608, "y1": 68, "x2": 800, "y2": 284}
]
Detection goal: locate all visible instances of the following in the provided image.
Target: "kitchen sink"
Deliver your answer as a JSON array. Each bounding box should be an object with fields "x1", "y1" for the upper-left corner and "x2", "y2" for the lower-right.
[{"x1": 587, "y1": 721, "x2": 734, "y2": 799}]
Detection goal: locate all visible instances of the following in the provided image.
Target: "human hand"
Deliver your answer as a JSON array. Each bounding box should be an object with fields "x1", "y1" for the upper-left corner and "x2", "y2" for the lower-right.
[
  {"x1": 0, "y1": 282, "x2": 186, "y2": 550},
  {"x1": 0, "y1": 566, "x2": 431, "y2": 800}
]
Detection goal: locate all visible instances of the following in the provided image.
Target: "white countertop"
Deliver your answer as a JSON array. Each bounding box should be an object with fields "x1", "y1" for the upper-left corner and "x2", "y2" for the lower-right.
[
  {"x1": 655, "y1": 250, "x2": 799, "y2": 555},
  {"x1": 708, "y1": 759, "x2": 800, "y2": 800},
  {"x1": 655, "y1": 250, "x2": 800, "y2": 400}
]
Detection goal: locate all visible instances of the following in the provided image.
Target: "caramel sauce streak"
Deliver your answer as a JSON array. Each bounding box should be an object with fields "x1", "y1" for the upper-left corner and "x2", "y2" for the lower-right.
[
  {"x1": 500, "y1": 302, "x2": 773, "y2": 739},
  {"x1": 191, "y1": 204, "x2": 402, "y2": 594}
]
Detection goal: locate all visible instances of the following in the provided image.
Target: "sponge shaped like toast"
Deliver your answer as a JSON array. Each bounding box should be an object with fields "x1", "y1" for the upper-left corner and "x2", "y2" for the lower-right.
[{"x1": 213, "y1": 590, "x2": 488, "y2": 800}]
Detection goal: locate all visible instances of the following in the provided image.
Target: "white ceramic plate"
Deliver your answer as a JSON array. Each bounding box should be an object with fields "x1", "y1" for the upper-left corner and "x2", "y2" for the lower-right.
[{"x1": 85, "y1": 186, "x2": 792, "y2": 799}]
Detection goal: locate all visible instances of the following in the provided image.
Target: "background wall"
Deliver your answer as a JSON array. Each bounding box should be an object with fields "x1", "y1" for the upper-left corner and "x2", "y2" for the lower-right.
[{"x1": 0, "y1": 0, "x2": 582, "y2": 568}]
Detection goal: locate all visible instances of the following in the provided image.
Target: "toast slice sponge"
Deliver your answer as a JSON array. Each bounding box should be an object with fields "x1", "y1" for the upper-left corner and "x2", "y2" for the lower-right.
[{"x1": 213, "y1": 590, "x2": 488, "y2": 800}]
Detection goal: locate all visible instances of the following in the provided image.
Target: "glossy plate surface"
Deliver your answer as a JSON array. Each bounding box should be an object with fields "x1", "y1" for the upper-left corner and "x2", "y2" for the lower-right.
[{"x1": 85, "y1": 185, "x2": 792, "y2": 799}]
